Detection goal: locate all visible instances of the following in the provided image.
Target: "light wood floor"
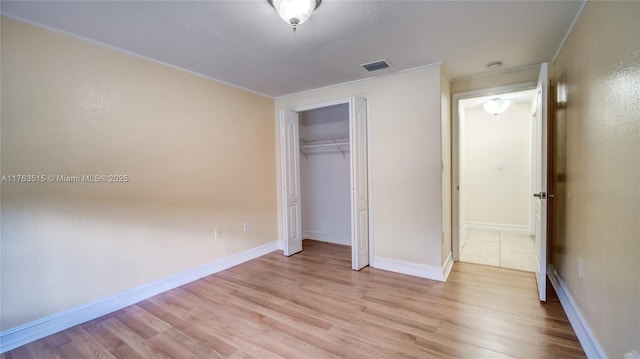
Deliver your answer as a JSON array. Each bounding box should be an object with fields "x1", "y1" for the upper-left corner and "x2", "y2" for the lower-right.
[{"x1": 2, "y1": 240, "x2": 585, "y2": 358}]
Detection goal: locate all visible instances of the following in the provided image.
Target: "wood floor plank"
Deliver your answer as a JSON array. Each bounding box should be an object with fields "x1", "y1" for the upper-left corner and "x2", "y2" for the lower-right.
[
  {"x1": 159, "y1": 327, "x2": 229, "y2": 359},
  {"x1": 60, "y1": 326, "x2": 117, "y2": 359},
  {"x1": 101, "y1": 317, "x2": 172, "y2": 359},
  {"x1": 2, "y1": 240, "x2": 585, "y2": 358},
  {"x1": 146, "y1": 332, "x2": 203, "y2": 359}
]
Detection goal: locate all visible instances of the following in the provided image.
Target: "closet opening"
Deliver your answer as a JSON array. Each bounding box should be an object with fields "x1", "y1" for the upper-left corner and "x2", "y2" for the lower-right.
[
  {"x1": 280, "y1": 96, "x2": 371, "y2": 270},
  {"x1": 299, "y1": 104, "x2": 352, "y2": 247}
]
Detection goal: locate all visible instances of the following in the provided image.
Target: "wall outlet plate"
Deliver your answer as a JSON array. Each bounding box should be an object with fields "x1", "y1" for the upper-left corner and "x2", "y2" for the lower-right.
[{"x1": 214, "y1": 228, "x2": 222, "y2": 239}]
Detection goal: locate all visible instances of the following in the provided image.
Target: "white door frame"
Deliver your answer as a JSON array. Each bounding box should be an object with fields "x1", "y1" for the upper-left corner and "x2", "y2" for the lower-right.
[
  {"x1": 451, "y1": 82, "x2": 536, "y2": 261},
  {"x1": 533, "y1": 63, "x2": 549, "y2": 301},
  {"x1": 281, "y1": 95, "x2": 374, "y2": 269}
]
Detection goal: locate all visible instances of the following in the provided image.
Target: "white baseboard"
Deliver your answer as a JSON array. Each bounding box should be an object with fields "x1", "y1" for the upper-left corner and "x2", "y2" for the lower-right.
[
  {"x1": 373, "y1": 255, "x2": 452, "y2": 282},
  {"x1": 0, "y1": 240, "x2": 279, "y2": 354},
  {"x1": 442, "y1": 253, "x2": 454, "y2": 281},
  {"x1": 303, "y1": 230, "x2": 350, "y2": 246},
  {"x1": 548, "y1": 266, "x2": 606, "y2": 359},
  {"x1": 460, "y1": 223, "x2": 470, "y2": 249},
  {"x1": 465, "y1": 221, "x2": 529, "y2": 235}
]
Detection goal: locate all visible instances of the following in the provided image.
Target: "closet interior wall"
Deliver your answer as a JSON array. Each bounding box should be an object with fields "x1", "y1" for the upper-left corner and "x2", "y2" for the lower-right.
[{"x1": 299, "y1": 104, "x2": 352, "y2": 246}]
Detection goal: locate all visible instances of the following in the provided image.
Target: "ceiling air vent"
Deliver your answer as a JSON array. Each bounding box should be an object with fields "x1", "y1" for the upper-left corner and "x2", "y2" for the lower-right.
[{"x1": 360, "y1": 59, "x2": 390, "y2": 72}]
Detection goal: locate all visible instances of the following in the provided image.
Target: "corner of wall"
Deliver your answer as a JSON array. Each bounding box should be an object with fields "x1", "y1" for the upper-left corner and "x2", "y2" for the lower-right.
[{"x1": 440, "y1": 65, "x2": 453, "y2": 266}]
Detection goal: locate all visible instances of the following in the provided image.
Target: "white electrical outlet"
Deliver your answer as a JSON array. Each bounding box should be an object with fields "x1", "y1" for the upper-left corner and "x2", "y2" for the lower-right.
[
  {"x1": 243, "y1": 222, "x2": 250, "y2": 232},
  {"x1": 577, "y1": 258, "x2": 583, "y2": 278},
  {"x1": 214, "y1": 228, "x2": 222, "y2": 239}
]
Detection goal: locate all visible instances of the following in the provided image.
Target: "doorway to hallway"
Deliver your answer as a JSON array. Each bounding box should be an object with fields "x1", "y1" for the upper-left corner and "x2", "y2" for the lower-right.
[
  {"x1": 452, "y1": 64, "x2": 551, "y2": 302},
  {"x1": 456, "y1": 88, "x2": 537, "y2": 272}
]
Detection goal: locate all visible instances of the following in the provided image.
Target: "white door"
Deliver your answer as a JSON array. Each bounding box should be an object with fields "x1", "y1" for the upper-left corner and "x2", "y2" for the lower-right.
[
  {"x1": 533, "y1": 63, "x2": 549, "y2": 301},
  {"x1": 350, "y1": 97, "x2": 369, "y2": 270},
  {"x1": 280, "y1": 110, "x2": 302, "y2": 256}
]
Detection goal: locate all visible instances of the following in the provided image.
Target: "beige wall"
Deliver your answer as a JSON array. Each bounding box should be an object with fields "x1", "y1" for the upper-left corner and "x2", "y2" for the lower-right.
[
  {"x1": 551, "y1": 1, "x2": 640, "y2": 357},
  {"x1": 460, "y1": 103, "x2": 531, "y2": 228},
  {"x1": 276, "y1": 65, "x2": 446, "y2": 267},
  {"x1": 0, "y1": 18, "x2": 277, "y2": 330},
  {"x1": 451, "y1": 66, "x2": 539, "y2": 94}
]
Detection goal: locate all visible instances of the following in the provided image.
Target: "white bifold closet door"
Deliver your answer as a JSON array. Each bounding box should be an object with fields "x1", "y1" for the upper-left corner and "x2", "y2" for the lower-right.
[
  {"x1": 281, "y1": 109, "x2": 302, "y2": 256},
  {"x1": 350, "y1": 97, "x2": 369, "y2": 270}
]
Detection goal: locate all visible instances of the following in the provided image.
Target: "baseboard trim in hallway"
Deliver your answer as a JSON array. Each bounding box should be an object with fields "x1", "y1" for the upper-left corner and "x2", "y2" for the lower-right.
[
  {"x1": 464, "y1": 221, "x2": 530, "y2": 235},
  {"x1": 548, "y1": 266, "x2": 607, "y2": 359}
]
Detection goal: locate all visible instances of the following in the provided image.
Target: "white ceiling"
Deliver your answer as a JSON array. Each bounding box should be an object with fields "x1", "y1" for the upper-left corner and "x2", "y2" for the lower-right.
[{"x1": 1, "y1": 0, "x2": 584, "y2": 97}]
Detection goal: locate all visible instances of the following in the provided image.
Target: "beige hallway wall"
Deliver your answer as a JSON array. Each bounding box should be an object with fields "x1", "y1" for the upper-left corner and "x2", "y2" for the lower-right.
[
  {"x1": 551, "y1": 1, "x2": 640, "y2": 357},
  {"x1": 461, "y1": 103, "x2": 532, "y2": 228}
]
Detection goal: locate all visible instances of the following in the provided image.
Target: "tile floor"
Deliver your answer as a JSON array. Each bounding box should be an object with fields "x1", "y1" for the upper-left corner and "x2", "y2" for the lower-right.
[{"x1": 459, "y1": 229, "x2": 537, "y2": 272}]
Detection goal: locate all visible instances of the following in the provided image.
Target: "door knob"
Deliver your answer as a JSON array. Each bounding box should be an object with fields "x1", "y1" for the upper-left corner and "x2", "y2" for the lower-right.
[
  {"x1": 533, "y1": 192, "x2": 547, "y2": 199},
  {"x1": 533, "y1": 192, "x2": 555, "y2": 199}
]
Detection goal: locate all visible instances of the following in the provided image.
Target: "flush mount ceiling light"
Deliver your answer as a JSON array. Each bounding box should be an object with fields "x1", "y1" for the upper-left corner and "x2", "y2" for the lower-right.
[
  {"x1": 268, "y1": 0, "x2": 321, "y2": 33},
  {"x1": 483, "y1": 98, "x2": 511, "y2": 115}
]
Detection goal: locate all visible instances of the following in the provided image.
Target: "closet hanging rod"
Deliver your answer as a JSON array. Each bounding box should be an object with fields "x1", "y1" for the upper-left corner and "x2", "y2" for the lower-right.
[
  {"x1": 301, "y1": 137, "x2": 349, "y2": 143},
  {"x1": 301, "y1": 141, "x2": 349, "y2": 149}
]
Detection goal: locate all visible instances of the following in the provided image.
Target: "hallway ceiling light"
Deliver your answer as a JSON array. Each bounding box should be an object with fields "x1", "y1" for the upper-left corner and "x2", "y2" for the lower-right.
[
  {"x1": 483, "y1": 98, "x2": 510, "y2": 115},
  {"x1": 268, "y1": 0, "x2": 321, "y2": 33}
]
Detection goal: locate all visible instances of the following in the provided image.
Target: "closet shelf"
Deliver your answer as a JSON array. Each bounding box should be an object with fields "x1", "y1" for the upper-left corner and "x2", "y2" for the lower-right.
[
  {"x1": 302, "y1": 141, "x2": 349, "y2": 148},
  {"x1": 300, "y1": 138, "x2": 350, "y2": 158}
]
